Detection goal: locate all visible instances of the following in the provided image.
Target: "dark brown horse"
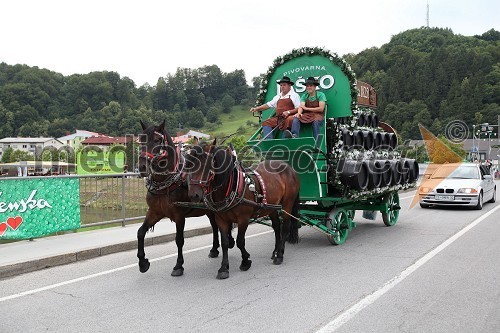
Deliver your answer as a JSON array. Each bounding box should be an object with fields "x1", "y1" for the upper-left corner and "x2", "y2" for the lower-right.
[
  {"x1": 184, "y1": 140, "x2": 300, "y2": 279},
  {"x1": 137, "y1": 120, "x2": 234, "y2": 276}
]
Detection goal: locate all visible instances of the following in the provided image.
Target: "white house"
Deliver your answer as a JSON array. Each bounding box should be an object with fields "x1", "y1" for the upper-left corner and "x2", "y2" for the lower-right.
[
  {"x1": 172, "y1": 130, "x2": 211, "y2": 143},
  {"x1": 57, "y1": 129, "x2": 101, "y2": 149},
  {"x1": 0, "y1": 137, "x2": 64, "y2": 159}
]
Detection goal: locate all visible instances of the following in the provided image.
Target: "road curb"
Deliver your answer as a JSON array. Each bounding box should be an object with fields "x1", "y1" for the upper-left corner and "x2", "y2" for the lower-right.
[{"x1": 0, "y1": 226, "x2": 214, "y2": 280}]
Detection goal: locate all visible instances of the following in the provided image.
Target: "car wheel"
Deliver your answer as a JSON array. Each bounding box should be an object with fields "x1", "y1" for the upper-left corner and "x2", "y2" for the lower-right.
[
  {"x1": 475, "y1": 192, "x2": 483, "y2": 210},
  {"x1": 419, "y1": 203, "x2": 430, "y2": 208},
  {"x1": 488, "y1": 187, "x2": 496, "y2": 203}
]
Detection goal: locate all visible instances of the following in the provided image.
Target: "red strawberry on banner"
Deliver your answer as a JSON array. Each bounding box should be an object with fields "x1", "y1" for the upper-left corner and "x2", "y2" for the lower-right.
[
  {"x1": 7, "y1": 216, "x2": 23, "y2": 231},
  {"x1": 0, "y1": 223, "x2": 7, "y2": 236}
]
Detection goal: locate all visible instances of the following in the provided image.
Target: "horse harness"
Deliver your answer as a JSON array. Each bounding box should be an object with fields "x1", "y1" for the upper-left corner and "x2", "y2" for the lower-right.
[
  {"x1": 142, "y1": 136, "x2": 186, "y2": 195},
  {"x1": 198, "y1": 159, "x2": 277, "y2": 214}
]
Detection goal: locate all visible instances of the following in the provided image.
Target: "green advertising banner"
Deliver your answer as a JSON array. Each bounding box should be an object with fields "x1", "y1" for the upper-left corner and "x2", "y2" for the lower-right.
[
  {"x1": 0, "y1": 177, "x2": 80, "y2": 239},
  {"x1": 77, "y1": 145, "x2": 126, "y2": 175}
]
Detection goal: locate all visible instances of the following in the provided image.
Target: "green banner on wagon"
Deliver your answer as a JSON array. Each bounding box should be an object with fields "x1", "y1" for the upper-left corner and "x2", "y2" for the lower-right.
[
  {"x1": 263, "y1": 53, "x2": 354, "y2": 118},
  {"x1": 0, "y1": 178, "x2": 80, "y2": 239}
]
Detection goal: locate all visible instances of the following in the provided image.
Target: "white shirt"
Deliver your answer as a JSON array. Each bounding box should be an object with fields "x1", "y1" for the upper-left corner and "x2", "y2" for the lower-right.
[{"x1": 266, "y1": 88, "x2": 301, "y2": 109}]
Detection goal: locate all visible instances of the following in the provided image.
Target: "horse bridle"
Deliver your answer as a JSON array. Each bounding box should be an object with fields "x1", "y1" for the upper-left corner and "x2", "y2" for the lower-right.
[
  {"x1": 140, "y1": 130, "x2": 179, "y2": 176},
  {"x1": 188, "y1": 150, "x2": 218, "y2": 194},
  {"x1": 140, "y1": 131, "x2": 167, "y2": 161},
  {"x1": 140, "y1": 130, "x2": 186, "y2": 194}
]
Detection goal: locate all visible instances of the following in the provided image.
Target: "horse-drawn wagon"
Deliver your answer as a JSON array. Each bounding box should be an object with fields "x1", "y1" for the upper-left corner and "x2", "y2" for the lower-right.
[
  {"x1": 137, "y1": 47, "x2": 418, "y2": 279},
  {"x1": 246, "y1": 47, "x2": 418, "y2": 245}
]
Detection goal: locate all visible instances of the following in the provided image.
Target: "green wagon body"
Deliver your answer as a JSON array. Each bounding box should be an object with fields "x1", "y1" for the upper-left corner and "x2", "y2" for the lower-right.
[{"x1": 246, "y1": 48, "x2": 409, "y2": 244}]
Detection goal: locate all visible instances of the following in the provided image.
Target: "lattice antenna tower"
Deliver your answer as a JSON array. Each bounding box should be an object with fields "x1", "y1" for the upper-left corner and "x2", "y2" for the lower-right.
[{"x1": 426, "y1": 1, "x2": 430, "y2": 27}]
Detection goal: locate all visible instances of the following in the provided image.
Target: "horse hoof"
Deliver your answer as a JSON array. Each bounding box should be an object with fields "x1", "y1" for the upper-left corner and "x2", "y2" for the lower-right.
[
  {"x1": 273, "y1": 257, "x2": 283, "y2": 265},
  {"x1": 228, "y1": 238, "x2": 235, "y2": 249},
  {"x1": 208, "y1": 250, "x2": 219, "y2": 258},
  {"x1": 271, "y1": 251, "x2": 277, "y2": 260},
  {"x1": 171, "y1": 268, "x2": 184, "y2": 277},
  {"x1": 139, "y1": 259, "x2": 150, "y2": 273},
  {"x1": 240, "y1": 260, "x2": 252, "y2": 271},
  {"x1": 217, "y1": 271, "x2": 229, "y2": 279}
]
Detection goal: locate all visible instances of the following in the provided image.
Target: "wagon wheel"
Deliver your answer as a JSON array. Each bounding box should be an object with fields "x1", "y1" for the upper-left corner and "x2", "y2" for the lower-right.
[
  {"x1": 347, "y1": 210, "x2": 355, "y2": 220},
  {"x1": 382, "y1": 191, "x2": 400, "y2": 226},
  {"x1": 326, "y1": 208, "x2": 350, "y2": 245}
]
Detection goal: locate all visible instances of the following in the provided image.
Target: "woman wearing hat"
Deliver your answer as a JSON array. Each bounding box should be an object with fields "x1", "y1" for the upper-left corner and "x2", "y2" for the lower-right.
[
  {"x1": 250, "y1": 76, "x2": 301, "y2": 140},
  {"x1": 289, "y1": 77, "x2": 327, "y2": 141}
]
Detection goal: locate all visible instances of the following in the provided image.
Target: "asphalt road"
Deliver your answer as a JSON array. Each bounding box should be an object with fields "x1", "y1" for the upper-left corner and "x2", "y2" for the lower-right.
[{"x1": 1, "y1": 186, "x2": 499, "y2": 333}]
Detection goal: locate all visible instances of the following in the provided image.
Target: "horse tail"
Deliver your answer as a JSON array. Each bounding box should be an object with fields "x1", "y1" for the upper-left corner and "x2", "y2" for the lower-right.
[{"x1": 287, "y1": 193, "x2": 300, "y2": 244}]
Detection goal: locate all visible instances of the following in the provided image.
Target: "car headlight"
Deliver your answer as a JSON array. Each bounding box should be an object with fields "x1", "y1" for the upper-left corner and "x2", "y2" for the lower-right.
[
  {"x1": 419, "y1": 187, "x2": 432, "y2": 193},
  {"x1": 457, "y1": 188, "x2": 478, "y2": 194}
]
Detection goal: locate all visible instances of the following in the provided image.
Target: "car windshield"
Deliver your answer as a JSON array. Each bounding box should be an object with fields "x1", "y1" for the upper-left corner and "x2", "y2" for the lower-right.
[{"x1": 430, "y1": 166, "x2": 480, "y2": 179}]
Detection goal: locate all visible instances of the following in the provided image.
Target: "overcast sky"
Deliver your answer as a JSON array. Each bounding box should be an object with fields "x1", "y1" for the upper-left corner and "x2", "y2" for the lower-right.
[{"x1": 1, "y1": 0, "x2": 498, "y2": 86}]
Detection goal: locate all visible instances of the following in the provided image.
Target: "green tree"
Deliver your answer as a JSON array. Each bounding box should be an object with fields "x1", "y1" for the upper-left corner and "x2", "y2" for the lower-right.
[
  {"x1": 186, "y1": 108, "x2": 205, "y2": 128},
  {"x1": 206, "y1": 106, "x2": 220, "y2": 123},
  {"x1": 221, "y1": 94, "x2": 235, "y2": 113},
  {"x1": 198, "y1": 65, "x2": 224, "y2": 101},
  {"x1": 175, "y1": 90, "x2": 188, "y2": 111},
  {"x1": 430, "y1": 118, "x2": 443, "y2": 136},
  {"x1": 227, "y1": 135, "x2": 247, "y2": 153},
  {"x1": 0, "y1": 102, "x2": 15, "y2": 137},
  {"x1": 48, "y1": 118, "x2": 73, "y2": 138},
  {"x1": 10, "y1": 150, "x2": 34, "y2": 162},
  {"x1": 475, "y1": 29, "x2": 500, "y2": 41},
  {"x1": 196, "y1": 92, "x2": 208, "y2": 114},
  {"x1": 153, "y1": 78, "x2": 169, "y2": 111},
  {"x1": 40, "y1": 146, "x2": 60, "y2": 161},
  {"x1": 1, "y1": 147, "x2": 13, "y2": 162}
]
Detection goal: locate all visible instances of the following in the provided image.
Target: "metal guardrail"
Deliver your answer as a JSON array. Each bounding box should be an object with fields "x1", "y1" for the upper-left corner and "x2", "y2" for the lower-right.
[{"x1": 78, "y1": 173, "x2": 148, "y2": 228}]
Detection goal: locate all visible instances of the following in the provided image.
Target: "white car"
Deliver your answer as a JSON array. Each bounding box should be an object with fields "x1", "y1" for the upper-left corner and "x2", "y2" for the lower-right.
[{"x1": 418, "y1": 163, "x2": 496, "y2": 210}]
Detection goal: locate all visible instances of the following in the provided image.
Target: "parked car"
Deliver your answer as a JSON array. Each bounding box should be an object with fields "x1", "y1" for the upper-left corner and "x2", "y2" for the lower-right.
[{"x1": 418, "y1": 163, "x2": 496, "y2": 210}]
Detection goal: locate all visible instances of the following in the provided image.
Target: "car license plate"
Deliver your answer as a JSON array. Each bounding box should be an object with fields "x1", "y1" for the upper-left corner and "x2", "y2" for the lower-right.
[{"x1": 436, "y1": 195, "x2": 454, "y2": 200}]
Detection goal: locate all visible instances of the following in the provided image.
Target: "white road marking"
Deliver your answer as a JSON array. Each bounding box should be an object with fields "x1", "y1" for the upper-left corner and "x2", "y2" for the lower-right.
[
  {"x1": 0, "y1": 190, "x2": 451, "y2": 304},
  {"x1": 0, "y1": 230, "x2": 274, "y2": 303},
  {"x1": 315, "y1": 203, "x2": 500, "y2": 333}
]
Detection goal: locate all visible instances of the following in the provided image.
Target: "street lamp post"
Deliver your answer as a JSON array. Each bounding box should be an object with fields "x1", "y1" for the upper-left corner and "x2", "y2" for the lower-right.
[
  {"x1": 472, "y1": 124, "x2": 476, "y2": 161},
  {"x1": 479, "y1": 123, "x2": 498, "y2": 161}
]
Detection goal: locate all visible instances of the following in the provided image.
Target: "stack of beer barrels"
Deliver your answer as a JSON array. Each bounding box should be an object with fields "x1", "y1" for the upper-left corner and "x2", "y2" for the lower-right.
[{"x1": 329, "y1": 110, "x2": 419, "y2": 193}]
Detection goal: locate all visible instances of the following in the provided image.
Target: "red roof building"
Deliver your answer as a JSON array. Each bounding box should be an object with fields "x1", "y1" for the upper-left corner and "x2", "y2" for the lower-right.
[{"x1": 81, "y1": 136, "x2": 134, "y2": 147}]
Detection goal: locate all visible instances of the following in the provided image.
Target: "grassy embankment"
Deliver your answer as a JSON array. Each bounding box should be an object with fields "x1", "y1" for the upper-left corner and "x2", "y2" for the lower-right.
[{"x1": 200, "y1": 105, "x2": 260, "y2": 140}]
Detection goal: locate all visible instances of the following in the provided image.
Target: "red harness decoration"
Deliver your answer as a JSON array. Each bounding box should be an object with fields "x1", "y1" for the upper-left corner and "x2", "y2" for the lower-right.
[
  {"x1": 142, "y1": 151, "x2": 155, "y2": 159},
  {"x1": 225, "y1": 167, "x2": 234, "y2": 197},
  {"x1": 224, "y1": 163, "x2": 245, "y2": 197},
  {"x1": 251, "y1": 170, "x2": 267, "y2": 205}
]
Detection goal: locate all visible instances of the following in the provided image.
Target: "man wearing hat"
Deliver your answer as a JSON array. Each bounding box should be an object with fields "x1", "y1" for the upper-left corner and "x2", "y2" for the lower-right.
[
  {"x1": 289, "y1": 76, "x2": 327, "y2": 141},
  {"x1": 250, "y1": 76, "x2": 300, "y2": 140}
]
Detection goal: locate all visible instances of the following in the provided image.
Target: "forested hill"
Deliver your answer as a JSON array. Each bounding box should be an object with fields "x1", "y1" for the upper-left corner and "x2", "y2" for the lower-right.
[
  {"x1": 0, "y1": 27, "x2": 499, "y2": 140},
  {"x1": 345, "y1": 27, "x2": 500, "y2": 139},
  {"x1": 0, "y1": 65, "x2": 253, "y2": 138}
]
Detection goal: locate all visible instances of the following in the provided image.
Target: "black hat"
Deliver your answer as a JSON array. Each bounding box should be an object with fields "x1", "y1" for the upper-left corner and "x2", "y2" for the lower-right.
[
  {"x1": 304, "y1": 77, "x2": 320, "y2": 86},
  {"x1": 276, "y1": 76, "x2": 294, "y2": 85}
]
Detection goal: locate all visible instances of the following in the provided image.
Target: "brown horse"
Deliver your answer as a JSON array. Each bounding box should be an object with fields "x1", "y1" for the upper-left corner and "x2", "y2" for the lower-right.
[
  {"x1": 137, "y1": 120, "x2": 234, "y2": 276},
  {"x1": 184, "y1": 140, "x2": 300, "y2": 279}
]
